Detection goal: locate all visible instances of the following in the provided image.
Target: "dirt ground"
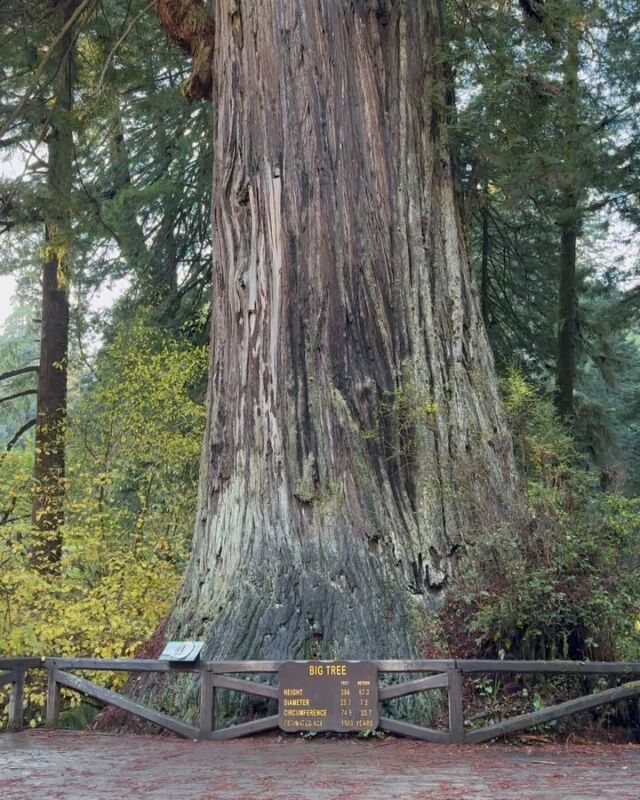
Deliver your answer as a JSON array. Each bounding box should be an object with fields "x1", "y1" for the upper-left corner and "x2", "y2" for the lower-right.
[{"x1": 1, "y1": 731, "x2": 639, "y2": 799}]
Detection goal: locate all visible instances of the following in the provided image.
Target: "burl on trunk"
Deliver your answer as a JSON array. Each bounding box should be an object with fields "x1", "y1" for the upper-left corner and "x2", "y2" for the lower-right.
[{"x1": 158, "y1": 0, "x2": 518, "y2": 661}]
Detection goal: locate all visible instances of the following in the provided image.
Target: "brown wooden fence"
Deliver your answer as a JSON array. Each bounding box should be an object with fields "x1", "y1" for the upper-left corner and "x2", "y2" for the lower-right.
[{"x1": 2, "y1": 657, "x2": 640, "y2": 743}]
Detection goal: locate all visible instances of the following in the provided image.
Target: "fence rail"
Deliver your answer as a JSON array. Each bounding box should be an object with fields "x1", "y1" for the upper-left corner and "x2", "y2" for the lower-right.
[{"x1": 2, "y1": 657, "x2": 640, "y2": 743}]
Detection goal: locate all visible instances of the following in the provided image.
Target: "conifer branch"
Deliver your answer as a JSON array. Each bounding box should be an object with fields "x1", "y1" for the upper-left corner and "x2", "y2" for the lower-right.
[
  {"x1": 97, "y1": 0, "x2": 159, "y2": 93},
  {"x1": 0, "y1": 0, "x2": 96, "y2": 142}
]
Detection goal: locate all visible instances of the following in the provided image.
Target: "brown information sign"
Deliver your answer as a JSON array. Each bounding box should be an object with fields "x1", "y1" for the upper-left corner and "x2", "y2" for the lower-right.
[{"x1": 278, "y1": 660, "x2": 379, "y2": 733}]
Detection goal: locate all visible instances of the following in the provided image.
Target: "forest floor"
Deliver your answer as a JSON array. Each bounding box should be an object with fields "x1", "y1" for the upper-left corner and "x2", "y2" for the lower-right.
[{"x1": 1, "y1": 730, "x2": 639, "y2": 799}]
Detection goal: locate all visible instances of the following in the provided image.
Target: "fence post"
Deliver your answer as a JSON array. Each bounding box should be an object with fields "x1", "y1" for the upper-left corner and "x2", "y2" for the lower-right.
[
  {"x1": 8, "y1": 667, "x2": 25, "y2": 731},
  {"x1": 46, "y1": 667, "x2": 60, "y2": 729},
  {"x1": 199, "y1": 670, "x2": 216, "y2": 740},
  {"x1": 448, "y1": 667, "x2": 465, "y2": 744}
]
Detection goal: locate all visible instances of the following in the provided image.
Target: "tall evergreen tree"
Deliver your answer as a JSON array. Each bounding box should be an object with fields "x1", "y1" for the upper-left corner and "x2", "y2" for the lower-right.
[
  {"x1": 31, "y1": 0, "x2": 79, "y2": 567},
  {"x1": 1, "y1": 0, "x2": 212, "y2": 567},
  {"x1": 449, "y1": 0, "x2": 640, "y2": 476}
]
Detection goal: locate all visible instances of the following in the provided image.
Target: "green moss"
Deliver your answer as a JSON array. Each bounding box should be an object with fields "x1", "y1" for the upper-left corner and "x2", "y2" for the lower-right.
[
  {"x1": 293, "y1": 456, "x2": 317, "y2": 503},
  {"x1": 362, "y1": 378, "x2": 438, "y2": 460},
  {"x1": 293, "y1": 453, "x2": 343, "y2": 514}
]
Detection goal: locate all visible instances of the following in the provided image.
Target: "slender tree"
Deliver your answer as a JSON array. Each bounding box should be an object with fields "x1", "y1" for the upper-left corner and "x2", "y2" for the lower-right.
[
  {"x1": 155, "y1": 0, "x2": 519, "y2": 662},
  {"x1": 31, "y1": 1, "x2": 80, "y2": 568},
  {"x1": 555, "y1": 19, "x2": 581, "y2": 418}
]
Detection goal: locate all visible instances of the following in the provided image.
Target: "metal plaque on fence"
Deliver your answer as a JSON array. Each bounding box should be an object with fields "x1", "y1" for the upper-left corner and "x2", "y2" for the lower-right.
[
  {"x1": 278, "y1": 660, "x2": 379, "y2": 733},
  {"x1": 159, "y1": 641, "x2": 205, "y2": 662}
]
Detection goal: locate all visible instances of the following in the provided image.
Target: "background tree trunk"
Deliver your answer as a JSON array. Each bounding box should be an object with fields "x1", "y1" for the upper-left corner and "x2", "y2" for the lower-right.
[
  {"x1": 165, "y1": 0, "x2": 519, "y2": 662},
  {"x1": 556, "y1": 223, "x2": 577, "y2": 419},
  {"x1": 31, "y1": 0, "x2": 76, "y2": 569},
  {"x1": 555, "y1": 23, "x2": 581, "y2": 420}
]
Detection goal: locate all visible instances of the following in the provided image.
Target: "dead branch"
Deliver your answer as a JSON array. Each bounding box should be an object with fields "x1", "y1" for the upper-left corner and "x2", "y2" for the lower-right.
[
  {"x1": 0, "y1": 366, "x2": 38, "y2": 383},
  {"x1": 0, "y1": 390, "x2": 37, "y2": 404},
  {"x1": 0, "y1": 418, "x2": 36, "y2": 468}
]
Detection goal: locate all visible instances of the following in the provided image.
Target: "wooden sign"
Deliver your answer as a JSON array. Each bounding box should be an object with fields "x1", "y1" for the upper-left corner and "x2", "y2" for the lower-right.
[{"x1": 278, "y1": 660, "x2": 379, "y2": 733}]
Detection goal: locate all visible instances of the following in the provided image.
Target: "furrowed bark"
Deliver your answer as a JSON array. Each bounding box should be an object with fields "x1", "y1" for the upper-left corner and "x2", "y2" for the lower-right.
[{"x1": 157, "y1": 0, "x2": 519, "y2": 678}]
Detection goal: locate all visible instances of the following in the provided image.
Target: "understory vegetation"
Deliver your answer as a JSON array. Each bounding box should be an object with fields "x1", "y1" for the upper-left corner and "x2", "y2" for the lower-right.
[
  {"x1": 0, "y1": 318, "x2": 207, "y2": 726},
  {"x1": 439, "y1": 370, "x2": 640, "y2": 665}
]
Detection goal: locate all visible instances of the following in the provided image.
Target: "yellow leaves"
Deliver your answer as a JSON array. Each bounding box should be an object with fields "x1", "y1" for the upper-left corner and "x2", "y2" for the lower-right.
[
  {"x1": 1, "y1": 513, "x2": 185, "y2": 725},
  {"x1": 0, "y1": 317, "x2": 206, "y2": 728},
  {"x1": 41, "y1": 242, "x2": 69, "y2": 274},
  {"x1": 501, "y1": 367, "x2": 578, "y2": 489},
  {"x1": 501, "y1": 367, "x2": 536, "y2": 415},
  {"x1": 76, "y1": 34, "x2": 104, "y2": 71}
]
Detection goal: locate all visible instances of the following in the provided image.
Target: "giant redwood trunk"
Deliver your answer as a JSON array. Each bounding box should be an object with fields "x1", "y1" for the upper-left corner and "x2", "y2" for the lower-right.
[{"x1": 159, "y1": 0, "x2": 518, "y2": 662}]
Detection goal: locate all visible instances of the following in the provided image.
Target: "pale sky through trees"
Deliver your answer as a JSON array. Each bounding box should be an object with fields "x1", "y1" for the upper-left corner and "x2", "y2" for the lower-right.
[
  {"x1": 0, "y1": 274, "x2": 16, "y2": 328},
  {"x1": 0, "y1": 148, "x2": 128, "y2": 335}
]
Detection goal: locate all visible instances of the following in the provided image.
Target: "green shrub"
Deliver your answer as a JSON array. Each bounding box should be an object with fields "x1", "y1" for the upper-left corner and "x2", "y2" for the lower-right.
[
  {"x1": 440, "y1": 369, "x2": 640, "y2": 663},
  {"x1": 0, "y1": 316, "x2": 207, "y2": 727}
]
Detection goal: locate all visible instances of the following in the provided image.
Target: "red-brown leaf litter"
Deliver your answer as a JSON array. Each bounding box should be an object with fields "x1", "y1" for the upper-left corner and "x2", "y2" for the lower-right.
[{"x1": 1, "y1": 731, "x2": 639, "y2": 799}]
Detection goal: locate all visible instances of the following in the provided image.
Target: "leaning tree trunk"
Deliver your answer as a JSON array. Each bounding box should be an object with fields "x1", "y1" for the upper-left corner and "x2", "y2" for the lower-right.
[{"x1": 160, "y1": 0, "x2": 518, "y2": 663}]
